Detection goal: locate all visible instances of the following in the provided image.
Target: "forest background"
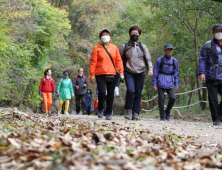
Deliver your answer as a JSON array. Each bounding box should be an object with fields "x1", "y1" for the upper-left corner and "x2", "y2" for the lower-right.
[{"x1": 0, "y1": 0, "x2": 222, "y2": 114}]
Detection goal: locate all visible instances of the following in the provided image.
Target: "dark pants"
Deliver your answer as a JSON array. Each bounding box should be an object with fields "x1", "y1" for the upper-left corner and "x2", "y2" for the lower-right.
[
  {"x1": 158, "y1": 88, "x2": 176, "y2": 118},
  {"x1": 96, "y1": 75, "x2": 116, "y2": 115},
  {"x1": 206, "y1": 80, "x2": 222, "y2": 122},
  {"x1": 124, "y1": 71, "x2": 145, "y2": 114},
  {"x1": 75, "y1": 94, "x2": 86, "y2": 113},
  {"x1": 86, "y1": 105, "x2": 91, "y2": 115}
]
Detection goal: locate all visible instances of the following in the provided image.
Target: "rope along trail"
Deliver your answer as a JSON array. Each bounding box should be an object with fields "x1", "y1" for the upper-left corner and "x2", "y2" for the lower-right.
[{"x1": 142, "y1": 87, "x2": 208, "y2": 112}]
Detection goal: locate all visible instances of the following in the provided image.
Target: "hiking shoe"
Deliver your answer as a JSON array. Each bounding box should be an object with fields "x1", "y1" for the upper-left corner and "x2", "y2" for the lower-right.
[
  {"x1": 48, "y1": 110, "x2": 51, "y2": 116},
  {"x1": 160, "y1": 116, "x2": 166, "y2": 121},
  {"x1": 165, "y1": 110, "x2": 170, "y2": 120},
  {"x1": 132, "y1": 112, "x2": 140, "y2": 120},
  {"x1": 83, "y1": 111, "x2": 87, "y2": 115},
  {"x1": 57, "y1": 110, "x2": 61, "y2": 116},
  {"x1": 106, "y1": 114, "x2": 112, "y2": 120},
  {"x1": 125, "y1": 109, "x2": 132, "y2": 120},
  {"x1": 213, "y1": 121, "x2": 220, "y2": 126},
  {"x1": 98, "y1": 110, "x2": 104, "y2": 118},
  {"x1": 64, "y1": 112, "x2": 69, "y2": 115},
  {"x1": 166, "y1": 114, "x2": 170, "y2": 121}
]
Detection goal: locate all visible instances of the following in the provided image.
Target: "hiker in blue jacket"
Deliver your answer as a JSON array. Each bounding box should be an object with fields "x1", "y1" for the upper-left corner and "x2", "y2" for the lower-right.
[
  {"x1": 199, "y1": 24, "x2": 222, "y2": 126},
  {"x1": 73, "y1": 68, "x2": 88, "y2": 115},
  {"x1": 152, "y1": 44, "x2": 179, "y2": 121}
]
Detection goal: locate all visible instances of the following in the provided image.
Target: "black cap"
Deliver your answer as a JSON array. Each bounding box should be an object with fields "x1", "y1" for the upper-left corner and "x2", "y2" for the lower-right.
[
  {"x1": 165, "y1": 44, "x2": 174, "y2": 49},
  {"x1": 213, "y1": 24, "x2": 222, "y2": 31},
  {"x1": 99, "y1": 29, "x2": 110, "y2": 37}
]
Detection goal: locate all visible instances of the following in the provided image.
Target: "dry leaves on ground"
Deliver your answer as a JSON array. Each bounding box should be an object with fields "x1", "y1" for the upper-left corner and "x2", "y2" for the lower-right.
[{"x1": 0, "y1": 113, "x2": 222, "y2": 170}]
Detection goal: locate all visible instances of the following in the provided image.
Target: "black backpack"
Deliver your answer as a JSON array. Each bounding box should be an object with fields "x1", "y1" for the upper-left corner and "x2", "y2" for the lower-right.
[{"x1": 121, "y1": 41, "x2": 148, "y2": 68}]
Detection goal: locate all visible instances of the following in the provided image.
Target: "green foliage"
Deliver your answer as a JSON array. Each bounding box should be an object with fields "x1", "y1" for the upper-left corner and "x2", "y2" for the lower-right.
[
  {"x1": 1, "y1": 0, "x2": 222, "y2": 110},
  {"x1": 0, "y1": 0, "x2": 71, "y2": 108}
]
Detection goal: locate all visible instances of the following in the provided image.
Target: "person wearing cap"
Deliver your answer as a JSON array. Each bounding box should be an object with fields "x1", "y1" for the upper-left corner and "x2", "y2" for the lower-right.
[
  {"x1": 89, "y1": 28, "x2": 124, "y2": 120},
  {"x1": 119, "y1": 25, "x2": 153, "y2": 120},
  {"x1": 199, "y1": 24, "x2": 222, "y2": 126},
  {"x1": 152, "y1": 44, "x2": 179, "y2": 121},
  {"x1": 57, "y1": 70, "x2": 74, "y2": 115}
]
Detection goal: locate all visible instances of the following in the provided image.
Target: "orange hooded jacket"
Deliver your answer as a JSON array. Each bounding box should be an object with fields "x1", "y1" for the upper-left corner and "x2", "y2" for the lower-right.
[{"x1": 89, "y1": 43, "x2": 124, "y2": 77}]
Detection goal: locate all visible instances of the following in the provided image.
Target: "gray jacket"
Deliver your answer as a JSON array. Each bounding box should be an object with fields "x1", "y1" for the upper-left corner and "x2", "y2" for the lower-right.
[
  {"x1": 72, "y1": 75, "x2": 88, "y2": 95},
  {"x1": 119, "y1": 41, "x2": 153, "y2": 74}
]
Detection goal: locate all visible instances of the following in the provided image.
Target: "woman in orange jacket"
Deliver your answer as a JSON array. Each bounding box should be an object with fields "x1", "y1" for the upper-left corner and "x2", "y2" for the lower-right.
[{"x1": 89, "y1": 29, "x2": 124, "y2": 120}]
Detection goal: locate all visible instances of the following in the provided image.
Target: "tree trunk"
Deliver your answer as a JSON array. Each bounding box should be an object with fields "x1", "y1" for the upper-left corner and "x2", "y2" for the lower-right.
[{"x1": 194, "y1": 11, "x2": 202, "y2": 107}]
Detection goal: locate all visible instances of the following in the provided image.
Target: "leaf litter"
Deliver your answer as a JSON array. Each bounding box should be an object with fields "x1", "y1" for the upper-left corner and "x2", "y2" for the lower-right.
[{"x1": 0, "y1": 113, "x2": 222, "y2": 170}]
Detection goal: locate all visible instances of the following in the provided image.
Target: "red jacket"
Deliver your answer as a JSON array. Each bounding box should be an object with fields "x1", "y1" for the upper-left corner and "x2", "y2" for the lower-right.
[
  {"x1": 93, "y1": 99, "x2": 98, "y2": 109},
  {"x1": 39, "y1": 77, "x2": 56, "y2": 92}
]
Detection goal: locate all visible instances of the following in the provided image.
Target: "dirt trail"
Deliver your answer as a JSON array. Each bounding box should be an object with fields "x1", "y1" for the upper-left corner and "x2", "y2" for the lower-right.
[{"x1": 67, "y1": 115, "x2": 222, "y2": 145}]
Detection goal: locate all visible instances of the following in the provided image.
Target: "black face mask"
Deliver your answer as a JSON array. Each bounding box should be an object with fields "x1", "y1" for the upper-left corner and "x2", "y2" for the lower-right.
[{"x1": 130, "y1": 34, "x2": 139, "y2": 41}]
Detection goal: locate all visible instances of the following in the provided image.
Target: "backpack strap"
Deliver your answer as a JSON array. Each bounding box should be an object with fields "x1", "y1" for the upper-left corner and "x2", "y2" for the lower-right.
[
  {"x1": 42, "y1": 77, "x2": 45, "y2": 91},
  {"x1": 206, "y1": 40, "x2": 212, "y2": 54},
  {"x1": 138, "y1": 42, "x2": 149, "y2": 68},
  {"x1": 173, "y1": 58, "x2": 175, "y2": 70},
  {"x1": 123, "y1": 42, "x2": 129, "y2": 55},
  {"x1": 121, "y1": 42, "x2": 129, "y2": 63},
  {"x1": 84, "y1": 76, "x2": 87, "y2": 83},
  {"x1": 205, "y1": 40, "x2": 216, "y2": 66},
  {"x1": 160, "y1": 56, "x2": 164, "y2": 70},
  {"x1": 75, "y1": 76, "x2": 77, "y2": 84},
  {"x1": 51, "y1": 78, "x2": 53, "y2": 91},
  {"x1": 138, "y1": 42, "x2": 145, "y2": 54}
]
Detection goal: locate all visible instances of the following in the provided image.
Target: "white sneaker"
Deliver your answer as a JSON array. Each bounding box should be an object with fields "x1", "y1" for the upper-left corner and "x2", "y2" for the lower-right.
[
  {"x1": 48, "y1": 110, "x2": 51, "y2": 116},
  {"x1": 64, "y1": 112, "x2": 69, "y2": 115},
  {"x1": 58, "y1": 110, "x2": 61, "y2": 116}
]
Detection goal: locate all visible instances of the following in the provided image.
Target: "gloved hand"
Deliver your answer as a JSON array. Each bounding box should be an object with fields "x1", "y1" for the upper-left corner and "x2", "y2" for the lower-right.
[{"x1": 39, "y1": 92, "x2": 42, "y2": 95}]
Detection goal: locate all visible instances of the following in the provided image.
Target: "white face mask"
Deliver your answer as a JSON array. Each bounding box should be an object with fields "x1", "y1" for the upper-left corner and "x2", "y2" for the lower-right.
[
  {"x1": 101, "y1": 36, "x2": 110, "y2": 43},
  {"x1": 215, "y1": 32, "x2": 222, "y2": 40},
  {"x1": 79, "y1": 74, "x2": 83, "y2": 77}
]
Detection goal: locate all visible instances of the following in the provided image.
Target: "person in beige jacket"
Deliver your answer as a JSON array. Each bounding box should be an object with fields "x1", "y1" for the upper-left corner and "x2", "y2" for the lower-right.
[{"x1": 119, "y1": 25, "x2": 153, "y2": 120}]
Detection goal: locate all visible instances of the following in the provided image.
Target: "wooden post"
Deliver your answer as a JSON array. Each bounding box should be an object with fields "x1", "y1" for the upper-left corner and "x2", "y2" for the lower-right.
[
  {"x1": 142, "y1": 98, "x2": 145, "y2": 112},
  {"x1": 187, "y1": 81, "x2": 195, "y2": 109},
  {"x1": 202, "y1": 82, "x2": 207, "y2": 110}
]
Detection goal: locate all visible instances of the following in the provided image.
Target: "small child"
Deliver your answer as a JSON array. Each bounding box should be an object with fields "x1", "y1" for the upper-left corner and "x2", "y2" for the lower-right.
[
  {"x1": 93, "y1": 95, "x2": 99, "y2": 115},
  {"x1": 85, "y1": 89, "x2": 93, "y2": 115},
  {"x1": 57, "y1": 71, "x2": 74, "y2": 115},
  {"x1": 39, "y1": 68, "x2": 56, "y2": 116}
]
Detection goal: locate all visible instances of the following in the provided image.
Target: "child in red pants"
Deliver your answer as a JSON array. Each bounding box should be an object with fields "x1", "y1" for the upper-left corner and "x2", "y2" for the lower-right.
[{"x1": 39, "y1": 68, "x2": 56, "y2": 116}]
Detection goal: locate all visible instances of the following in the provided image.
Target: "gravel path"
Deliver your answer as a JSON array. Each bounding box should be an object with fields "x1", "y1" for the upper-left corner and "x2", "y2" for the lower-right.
[{"x1": 65, "y1": 115, "x2": 222, "y2": 145}]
